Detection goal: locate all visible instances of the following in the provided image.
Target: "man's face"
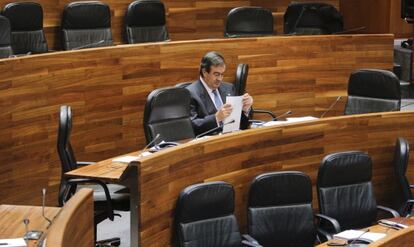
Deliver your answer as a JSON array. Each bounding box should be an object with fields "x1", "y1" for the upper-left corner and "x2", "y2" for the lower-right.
[{"x1": 202, "y1": 65, "x2": 226, "y2": 90}]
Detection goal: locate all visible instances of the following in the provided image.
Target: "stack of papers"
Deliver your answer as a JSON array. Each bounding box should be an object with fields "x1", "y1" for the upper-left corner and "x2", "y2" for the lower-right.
[
  {"x1": 112, "y1": 155, "x2": 140, "y2": 163},
  {"x1": 333, "y1": 230, "x2": 386, "y2": 243},
  {"x1": 0, "y1": 238, "x2": 26, "y2": 246},
  {"x1": 263, "y1": 116, "x2": 318, "y2": 127}
]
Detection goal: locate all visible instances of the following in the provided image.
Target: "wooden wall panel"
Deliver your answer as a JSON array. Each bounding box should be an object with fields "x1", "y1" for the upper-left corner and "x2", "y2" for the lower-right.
[
  {"x1": 0, "y1": 34, "x2": 393, "y2": 206},
  {"x1": 137, "y1": 111, "x2": 414, "y2": 246},
  {"x1": 0, "y1": 0, "x2": 338, "y2": 50}
]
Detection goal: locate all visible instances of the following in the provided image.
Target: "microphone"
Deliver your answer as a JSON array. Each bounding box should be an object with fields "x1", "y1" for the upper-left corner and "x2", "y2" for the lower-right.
[
  {"x1": 139, "y1": 133, "x2": 161, "y2": 155},
  {"x1": 346, "y1": 229, "x2": 370, "y2": 247},
  {"x1": 321, "y1": 96, "x2": 342, "y2": 118},
  {"x1": 72, "y1": 40, "x2": 105, "y2": 50},
  {"x1": 42, "y1": 188, "x2": 52, "y2": 226},
  {"x1": 274, "y1": 110, "x2": 292, "y2": 120},
  {"x1": 400, "y1": 101, "x2": 414, "y2": 109},
  {"x1": 195, "y1": 119, "x2": 235, "y2": 139}
]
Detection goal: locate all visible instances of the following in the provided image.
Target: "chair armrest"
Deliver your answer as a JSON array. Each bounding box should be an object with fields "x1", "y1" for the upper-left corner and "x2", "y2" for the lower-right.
[
  {"x1": 242, "y1": 234, "x2": 262, "y2": 247},
  {"x1": 377, "y1": 205, "x2": 400, "y2": 218},
  {"x1": 66, "y1": 178, "x2": 115, "y2": 220},
  {"x1": 252, "y1": 109, "x2": 276, "y2": 121},
  {"x1": 77, "y1": 161, "x2": 95, "y2": 167},
  {"x1": 410, "y1": 184, "x2": 414, "y2": 189},
  {"x1": 315, "y1": 213, "x2": 341, "y2": 233}
]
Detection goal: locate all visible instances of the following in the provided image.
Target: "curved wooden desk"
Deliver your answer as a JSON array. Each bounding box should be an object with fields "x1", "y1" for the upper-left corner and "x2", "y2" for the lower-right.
[
  {"x1": 68, "y1": 111, "x2": 414, "y2": 247},
  {"x1": 0, "y1": 34, "x2": 393, "y2": 206}
]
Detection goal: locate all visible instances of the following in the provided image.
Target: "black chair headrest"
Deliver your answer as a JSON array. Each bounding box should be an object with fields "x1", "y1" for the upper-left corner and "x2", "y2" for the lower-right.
[
  {"x1": 226, "y1": 6, "x2": 273, "y2": 36},
  {"x1": 3, "y1": 2, "x2": 43, "y2": 31},
  {"x1": 62, "y1": 1, "x2": 111, "y2": 29},
  {"x1": 0, "y1": 16, "x2": 11, "y2": 46},
  {"x1": 145, "y1": 87, "x2": 191, "y2": 123},
  {"x1": 318, "y1": 151, "x2": 372, "y2": 187},
  {"x1": 249, "y1": 171, "x2": 312, "y2": 207},
  {"x1": 394, "y1": 137, "x2": 410, "y2": 176},
  {"x1": 126, "y1": 0, "x2": 166, "y2": 27},
  {"x1": 176, "y1": 181, "x2": 234, "y2": 223},
  {"x1": 348, "y1": 69, "x2": 401, "y2": 100}
]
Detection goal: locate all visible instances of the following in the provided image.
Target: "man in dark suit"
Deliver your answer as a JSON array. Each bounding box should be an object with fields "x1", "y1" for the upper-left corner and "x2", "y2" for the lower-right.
[{"x1": 187, "y1": 51, "x2": 253, "y2": 135}]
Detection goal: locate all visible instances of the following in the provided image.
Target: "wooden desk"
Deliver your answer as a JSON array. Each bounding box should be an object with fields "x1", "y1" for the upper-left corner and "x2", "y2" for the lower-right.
[
  {"x1": 67, "y1": 110, "x2": 414, "y2": 247},
  {"x1": 317, "y1": 224, "x2": 414, "y2": 246},
  {"x1": 0, "y1": 34, "x2": 394, "y2": 207},
  {"x1": 0, "y1": 205, "x2": 59, "y2": 247}
]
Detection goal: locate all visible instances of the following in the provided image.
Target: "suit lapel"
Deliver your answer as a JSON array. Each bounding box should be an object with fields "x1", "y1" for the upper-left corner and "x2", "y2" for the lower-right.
[{"x1": 196, "y1": 80, "x2": 217, "y2": 114}]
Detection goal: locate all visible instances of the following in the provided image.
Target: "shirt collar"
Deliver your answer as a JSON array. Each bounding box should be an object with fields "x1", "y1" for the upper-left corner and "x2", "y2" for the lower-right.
[{"x1": 200, "y1": 76, "x2": 215, "y2": 94}]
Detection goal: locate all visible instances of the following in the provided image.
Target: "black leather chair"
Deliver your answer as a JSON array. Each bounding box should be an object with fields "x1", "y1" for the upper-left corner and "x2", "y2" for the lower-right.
[
  {"x1": 2, "y1": 2, "x2": 48, "y2": 54},
  {"x1": 174, "y1": 181, "x2": 261, "y2": 247},
  {"x1": 0, "y1": 15, "x2": 13, "y2": 58},
  {"x1": 125, "y1": 0, "x2": 169, "y2": 44},
  {"x1": 284, "y1": 2, "x2": 343, "y2": 35},
  {"x1": 143, "y1": 87, "x2": 195, "y2": 145},
  {"x1": 248, "y1": 171, "x2": 340, "y2": 247},
  {"x1": 57, "y1": 105, "x2": 129, "y2": 246},
  {"x1": 392, "y1": 137, "x2": 414, "y2": 216},
  {"x1": 225, "y1": 7, "x2": 274, "y2": 38},
  {"x1": 344, "y1": 69, "x2": 401, "y2": 115},
  {"x1": 317, "y1": 151, "x2": 399, "y2": 236},
  {"x1": 175, "y1": 81, "x2": 192, "y2": 88},
  {"x1": 61, "y1": 1, "x2": 113, "y2": 50}
]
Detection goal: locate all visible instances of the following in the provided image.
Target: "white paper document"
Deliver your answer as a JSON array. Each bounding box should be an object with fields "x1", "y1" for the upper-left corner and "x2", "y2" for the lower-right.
[
  {"x1": 333, "y1": 230, "x2": 386, "y2": 243},
  {"x1": 112, "y1": 155, "x2": 140, "y2": 163},
  {"x1": 222, "y1": 96, "x2": 243, "y2": 133},
  {"x1": 263, "y1": 116, "x2": 318, "y2": 127},
  {"x1": 0, "y1": 238, "x2": 27, "y2": 246}
]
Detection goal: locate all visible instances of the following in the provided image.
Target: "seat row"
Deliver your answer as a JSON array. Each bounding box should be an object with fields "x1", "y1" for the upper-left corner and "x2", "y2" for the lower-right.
[
  {"x1": 174, "y1": 140, "x2": 412, "y2": 247},
  {"x1": 0, "y1": 0, "x2": 169, "y2": 57},
  {"x1": 0, "y1": 1, "x2": 344, "y2": 58}
]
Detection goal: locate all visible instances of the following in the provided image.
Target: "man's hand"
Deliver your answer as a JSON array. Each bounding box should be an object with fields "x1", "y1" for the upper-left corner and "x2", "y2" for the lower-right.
[
  {"x1": 242, "y1": 93, "x2": 253, "y2": 113},
  {"x1": 216, "y1": 103, "x2": 233, "y2": 123}
]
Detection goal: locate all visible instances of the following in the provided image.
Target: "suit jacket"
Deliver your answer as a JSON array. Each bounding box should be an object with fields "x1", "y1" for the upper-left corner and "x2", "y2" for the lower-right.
[{"x1": 186, "y1": 80, "x2": 249, "y2": 135}]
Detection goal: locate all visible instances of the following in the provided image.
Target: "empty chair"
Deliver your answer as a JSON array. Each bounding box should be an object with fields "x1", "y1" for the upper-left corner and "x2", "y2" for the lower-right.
[
  {"x1": 317, "y1": 151, "x2": 399, "y2": 235},
  {"x1": 125, "y1": 0, "x2": 169, "y2": 44},
  {"x1": 225, "y1": 6, "x2": 274, "y2": 38},
  {"x1": 392, "y1": 137, "x2": 414, "y2": 216},
  {"x1": 143, "y1": 87, "x2": 195, "y2": 145},
  {"x1": 2, "y1": 2, "x2": 48, "y2": 54},
  {"x1": 284, "y1": 2, "x2": 343, "y2": 35},
  {"x1": 57, "y1": 105, "x2": 129, "y2": 246},
  {"x1": 344, "y1": 69, "x2": 401, "y2": 115},
  {"x1": 248, "y1": 171, "x2": 340, "y2": 247},
  {"x1": 0, "y1": 16, "x2": 13, "y2": 58},
  {"x1": 174, "y1": 181, "x2": 261, "y2": 247},
  {"x1": 61, "y1": 1, "x2": 113, "y2": 50}
]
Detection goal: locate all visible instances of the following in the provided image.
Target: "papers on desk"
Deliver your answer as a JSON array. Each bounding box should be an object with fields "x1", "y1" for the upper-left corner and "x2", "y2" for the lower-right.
[
  {"x1": 333, "y1": 230, "x2": 386, "y2": 243},
  {"x1": 223, "y1": 96, "x2": 242, "y2": 133},
  {"x1": 0, "y1": 238, "x2": 26, "y2": 246},
  {"x1": 112, "y1": 155, "x2": 140, "y2": 163},
  {"x1": 262, "y1": 116, "x2": 318, "y2": 127}
]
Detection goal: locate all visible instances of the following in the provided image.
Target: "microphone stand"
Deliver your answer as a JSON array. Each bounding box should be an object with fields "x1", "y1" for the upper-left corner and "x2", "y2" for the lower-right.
[{"x1": 195, "y1": 120, "x2": 235, "y2": 139}]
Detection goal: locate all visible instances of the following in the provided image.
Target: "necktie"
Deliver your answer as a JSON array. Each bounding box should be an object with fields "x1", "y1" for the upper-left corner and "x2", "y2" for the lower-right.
[{"x1": 213, "y1": 90, "x2": 223, "y2": 109}]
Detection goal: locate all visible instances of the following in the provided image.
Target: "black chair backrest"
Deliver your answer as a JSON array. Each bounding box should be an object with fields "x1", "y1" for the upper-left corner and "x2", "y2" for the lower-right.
[
  {"x1": 344, "y1": 69, "x2": 401, "y2": 115},
  {"x1": 57, "y1": 105, "x2": 78, "y2": 206},
  {"x1": 125, "y1": 0, "x2": 169, "y2": 44},
  {"x1": 248, "y1": 171, "x2": 316, "y2": 247},
  {"x1": 392, "y1": 137, "x2": 412, "y2": 216},
  {"x1": 0, "y1": 15, "x2": 13, "y2": 58},
  {"x1": 2, "y1": 2, "x2": 48, "y2": 54},
  {"x1": 143, "y1": 87, "x2": 195, "y2": 145},
  {"x1": 284, "y1": 2, "x2": 343, "y2": 35},
  {"x1": 175, "y1": 181, "x2": 243, "y2": 247},
  {"x1": 61, "y1": 1, "x2": 113, "y2": 50},
  {"x1": 225, "y1": 6, "x2": 274, "y2": 38},
  {"x1": 317, "y1": 151, "x2": 377, "y2": 230},
  {"x1": 234, "y1": 63, "x2": 249, "y2": 96}
]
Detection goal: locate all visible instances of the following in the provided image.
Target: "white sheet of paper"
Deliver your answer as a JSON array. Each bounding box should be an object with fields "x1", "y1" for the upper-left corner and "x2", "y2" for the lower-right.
[
  {"x1": 0, "y1": 238, "x2": 27, "y2": 247},
  {"x1": 263, "y1": 116, "x2": 318, "y2": 127},
  {"x1": 112, "y1": 155, "x2": 140, "y2": 163},
  {"x1": 222, "y1": 96, "x2": 243, "y2": 133}
]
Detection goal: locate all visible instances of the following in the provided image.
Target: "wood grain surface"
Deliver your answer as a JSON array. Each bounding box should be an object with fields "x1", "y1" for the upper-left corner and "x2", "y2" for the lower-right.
[
  {"x1": 0, "y1": 0, "x2": 339, "y2": 50},
  {"x1": 133, "y1": 111, "x2": 414, "y2": 246},
  {"x1": 45, "y1": 188, "x2": 94, "y2": 247},
  {"x1": 0, "y1": 34, "x2": 393, "y2": 206}
]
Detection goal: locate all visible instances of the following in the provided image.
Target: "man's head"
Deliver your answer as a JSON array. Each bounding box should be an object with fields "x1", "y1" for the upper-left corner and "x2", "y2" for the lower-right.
[{"x1": 199, "y1": 51, "x2": 226, "y2": 90}]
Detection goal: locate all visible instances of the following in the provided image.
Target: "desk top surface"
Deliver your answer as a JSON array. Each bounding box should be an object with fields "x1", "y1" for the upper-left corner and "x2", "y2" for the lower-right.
[{"x1": 0, "y1": 205, "x2": 60, "y2": 246}]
